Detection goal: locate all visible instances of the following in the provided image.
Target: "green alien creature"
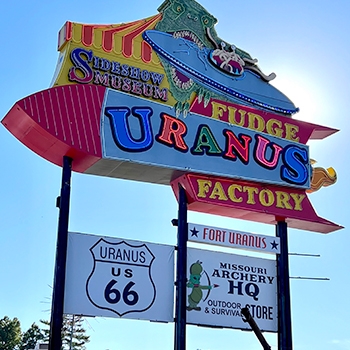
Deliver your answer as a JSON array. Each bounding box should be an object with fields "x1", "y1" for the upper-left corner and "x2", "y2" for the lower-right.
[
  {"x1": 187, "y1": 260, "x2": 213, "y2": 311},
  {"x1": 155, "y1": 0, "x2": 276, "y2": 116}
]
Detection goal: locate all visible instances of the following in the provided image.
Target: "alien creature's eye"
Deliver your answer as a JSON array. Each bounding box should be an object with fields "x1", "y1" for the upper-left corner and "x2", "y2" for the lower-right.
[
  {"x1": 173, "y1": 2, "x2": 185, "y2": 14},
  {"x1": 202, "y1": 16, "x2": 212, "y2": 27}
]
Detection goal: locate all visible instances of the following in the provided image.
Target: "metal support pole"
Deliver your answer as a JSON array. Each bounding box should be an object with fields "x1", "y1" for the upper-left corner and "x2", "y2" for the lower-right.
[
  {"x1": 276, "y1": 220, "x2": 293, "y2": 350},
  {"x1": 49, "y1": 156, "x2": 73, "y2": 350},
  {"x1": 174, "y1": 185, "x2": 188, "y2": 350}
]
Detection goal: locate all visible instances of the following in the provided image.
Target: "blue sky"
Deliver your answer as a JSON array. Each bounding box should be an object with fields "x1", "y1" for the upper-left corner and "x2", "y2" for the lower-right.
[{"x1": 1, "y1": 1, "x2": 350, "y2": 349}]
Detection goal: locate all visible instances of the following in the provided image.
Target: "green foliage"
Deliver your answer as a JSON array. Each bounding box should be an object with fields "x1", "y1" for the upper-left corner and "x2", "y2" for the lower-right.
[
  {"x1": 40, "y1": 315, "x2": 90, "y2": 350},
  {"x1": 0, "y1": 316, "x2": 22, "y2": 350},
  {"x1": 20, "y1": 323, "x2": 44, "y2": 350},
  {"x1": 0, "y1": 315, "x2": 89, "y2": 350}
]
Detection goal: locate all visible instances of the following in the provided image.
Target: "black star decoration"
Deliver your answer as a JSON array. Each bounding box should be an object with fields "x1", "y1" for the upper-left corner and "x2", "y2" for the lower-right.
[
  {"x1": 190, "y1": 227, "x2": 199, "y2": 237},
  {"x1": 271, "y1": 240, "x2": 279, "y2": 250}
]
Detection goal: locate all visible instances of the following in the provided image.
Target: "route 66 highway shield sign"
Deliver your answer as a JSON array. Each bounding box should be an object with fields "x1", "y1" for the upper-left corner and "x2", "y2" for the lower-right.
[
  {"x1": 86, "y1": 239, "x2": 156, "y2": 316},
  {"x1": 64, "y1": 232, "x2": 175, "y2": 322}
]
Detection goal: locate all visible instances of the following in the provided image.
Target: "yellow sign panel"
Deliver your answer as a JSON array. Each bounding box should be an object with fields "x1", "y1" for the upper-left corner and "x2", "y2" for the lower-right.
[{"x1": 52, "y1": 16, "x2": 180, "y2": 107}]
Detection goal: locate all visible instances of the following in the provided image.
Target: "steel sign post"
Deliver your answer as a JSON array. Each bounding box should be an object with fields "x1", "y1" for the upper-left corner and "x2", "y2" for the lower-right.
[
  {"x1": 276, "y1": 221, "x2": 293, "y2": 350},
  {"x1": 174, "y1": 185, "x2": 188, "y2": 350},
  {"x1": 49, "y1": 156, "x2": 72, "y2": 350}
]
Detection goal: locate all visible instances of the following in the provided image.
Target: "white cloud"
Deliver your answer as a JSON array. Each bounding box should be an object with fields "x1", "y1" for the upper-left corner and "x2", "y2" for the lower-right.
[{"x1": 330, "y1": 339, "x2": 350, "y2": 349}]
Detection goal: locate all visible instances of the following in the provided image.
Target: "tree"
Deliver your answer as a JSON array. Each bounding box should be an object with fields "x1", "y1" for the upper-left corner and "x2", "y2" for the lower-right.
[
  {"x1": 0, "y1": 316, "x2": 22, "y2": 350},
  {"x1": 20, "y1": 323, "x2": 44, "y2": 350},
  {"x1": 41, "y1": 315, "x2": 90, "y2": 350}
]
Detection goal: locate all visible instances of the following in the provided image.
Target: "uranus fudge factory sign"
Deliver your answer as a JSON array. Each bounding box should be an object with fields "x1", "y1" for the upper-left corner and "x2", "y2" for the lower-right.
[{"x1": 1, "y1": 0, "x2": 341, "y2": 232}]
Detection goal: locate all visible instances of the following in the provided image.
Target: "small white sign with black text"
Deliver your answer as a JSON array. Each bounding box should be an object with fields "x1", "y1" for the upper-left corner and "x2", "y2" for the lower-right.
[
  {"x1": 188, "y1": 222, "x2": 280, "y2": 254},
  {"x1": 64, "y1": 232, "x2": 174, "y2": 322}
]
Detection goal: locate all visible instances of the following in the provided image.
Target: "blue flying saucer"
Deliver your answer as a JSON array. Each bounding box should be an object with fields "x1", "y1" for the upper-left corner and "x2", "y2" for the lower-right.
[{"x1": 143, "y1": 30, "x2": 299, "y2": 115}]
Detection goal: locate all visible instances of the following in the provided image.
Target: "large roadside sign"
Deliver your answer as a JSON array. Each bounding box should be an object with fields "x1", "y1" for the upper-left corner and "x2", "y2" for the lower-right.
[
  {"x1": 0, "y1": 1, "x2": 342, "y2": 349},
  {"x1": 1, "y1": 0, "x2": 340, "y2": 233}
]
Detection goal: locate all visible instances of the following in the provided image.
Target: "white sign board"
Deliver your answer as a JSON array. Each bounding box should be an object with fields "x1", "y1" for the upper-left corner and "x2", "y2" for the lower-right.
[
  {"x1": 188, "y1": 223, "x2": 280, "y2": 254},
  {"x1": 186, "y1": 247, "x2": 277, "y2": 332},
  {"x1": 64, "y1": 232, "x2": 175, "y2": 323}
]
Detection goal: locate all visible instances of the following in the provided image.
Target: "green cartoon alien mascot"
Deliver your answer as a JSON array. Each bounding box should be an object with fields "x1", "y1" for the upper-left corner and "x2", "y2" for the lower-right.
[{"x1": 186, "y1": 260, "x2": 213, "y2": 311}]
